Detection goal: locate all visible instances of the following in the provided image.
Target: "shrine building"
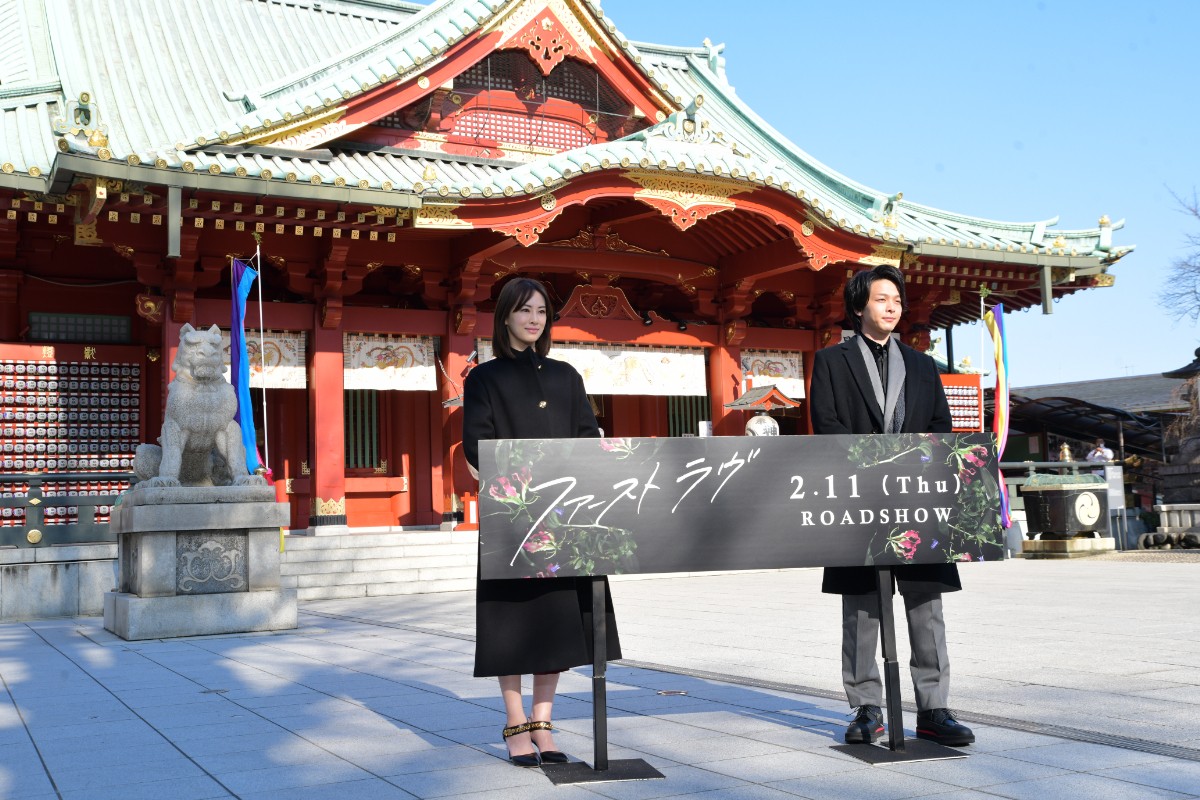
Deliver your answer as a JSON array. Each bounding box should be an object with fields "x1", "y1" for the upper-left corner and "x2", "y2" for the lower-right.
[{"x1": 0, "y1": 0, "x2": 1130, "y2": 541}]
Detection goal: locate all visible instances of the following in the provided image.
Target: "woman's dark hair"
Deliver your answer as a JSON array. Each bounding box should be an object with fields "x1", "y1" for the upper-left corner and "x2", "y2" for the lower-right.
[
  {"x1": 843, "y1": 264, "x2": 907, "y2": 334},
  {"x1": 492, "y1": 277, "x2": 553, "y2": 359}
]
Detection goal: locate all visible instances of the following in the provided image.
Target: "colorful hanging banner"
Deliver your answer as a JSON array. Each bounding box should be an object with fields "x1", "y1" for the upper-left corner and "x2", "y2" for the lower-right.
[
  {"x1": 741, "y1": 349, "x2": 805, "y2": 398},
  {"x1": 983, "y1": 303, "x2": 1011, "y2": 526},
  {"x1": 230, "y1": 259, "x2": 261, "y2": 474},
  {"x1": 343, "y1": 334, "x2": 437, "y2": 390},
  {"x1": 477, "y1": 341, "x2": 707, "y2": 397},
  {"x1": 220, "y1": 330, "x2": 307, "y2": 389}
]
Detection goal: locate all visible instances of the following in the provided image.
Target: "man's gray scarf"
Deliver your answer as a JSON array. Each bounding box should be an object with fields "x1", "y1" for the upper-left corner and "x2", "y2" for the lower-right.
[{"x1": 856, "y1": 335, "x2": 906, "y2": 433}]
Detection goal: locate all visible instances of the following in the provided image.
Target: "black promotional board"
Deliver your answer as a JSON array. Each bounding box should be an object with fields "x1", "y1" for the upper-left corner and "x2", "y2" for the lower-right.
[{"x1": 478, "y1": 433, "x2": 1003, "y2": 580}]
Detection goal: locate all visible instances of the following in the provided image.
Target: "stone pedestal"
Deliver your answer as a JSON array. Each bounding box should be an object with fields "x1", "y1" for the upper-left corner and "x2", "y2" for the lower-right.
[
  {"x1": 104, "y1": 486, "x2": 297, "y2": 640},
  {"x1": 1021, "y1": 536, "x2": 1115, "y2": 559}
]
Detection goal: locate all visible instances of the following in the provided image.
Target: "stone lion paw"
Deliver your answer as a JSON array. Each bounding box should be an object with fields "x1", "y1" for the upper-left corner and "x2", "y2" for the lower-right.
[
  {"x1": 140, "y1": 476, "x2": 181, "y2": 488},
  {"x1": 235, "y1": 474, "x2": 268, "y2": 487}
]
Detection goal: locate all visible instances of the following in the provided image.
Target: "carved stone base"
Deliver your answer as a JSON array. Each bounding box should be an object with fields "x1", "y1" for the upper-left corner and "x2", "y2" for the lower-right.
[
  {"x1": 104, "y1": 498, "x2": 295, "y2": 640},
  {"x1": 104, "y1": 588, "x2": 297, "y2": 640}
]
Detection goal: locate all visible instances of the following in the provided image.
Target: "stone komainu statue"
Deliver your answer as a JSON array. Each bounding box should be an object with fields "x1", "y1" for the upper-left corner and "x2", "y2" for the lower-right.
[{"x1": 135, "y1": 323, "x2": 266, "y2": 488}]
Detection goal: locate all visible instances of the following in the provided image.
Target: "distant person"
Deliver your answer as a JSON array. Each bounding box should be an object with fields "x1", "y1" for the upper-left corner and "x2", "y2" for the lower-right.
[
  {"x1": 1086, "y1": 438, "x2": 1113, "y2": 464},
  {"x1": 809, "y1": 264, "x2": 974, "y2": 747},
  {"x1": 462, "y1": 277, "x2": 621, "y2": 768},
  {"x1": 1086, "y1": 438, "x2": 1113, "y2": 476}
]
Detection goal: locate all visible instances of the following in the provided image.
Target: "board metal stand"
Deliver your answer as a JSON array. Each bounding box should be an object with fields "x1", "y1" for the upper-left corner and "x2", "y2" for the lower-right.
[
  {"x1": 831, "y1": 567, "x2": 968, "y2": 765},
  {"x1": 542, "y1": 578, "x2": 665, "y2": 785}
]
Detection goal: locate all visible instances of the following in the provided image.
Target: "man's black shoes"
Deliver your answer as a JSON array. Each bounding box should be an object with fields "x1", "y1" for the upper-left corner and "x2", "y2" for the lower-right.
[
  {"x1": 916, "y1": 708, "x2": 974, "y2": 746},
  {"x1": 844, "y1": 705, "x2": 884, "y2": 744}
]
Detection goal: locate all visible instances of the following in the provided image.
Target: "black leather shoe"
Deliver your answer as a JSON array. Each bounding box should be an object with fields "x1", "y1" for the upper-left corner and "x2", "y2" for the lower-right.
[
  {"x1": 916, "y1": 708, "x2": 974, "y2": 746},
  {"x1": 502, "y1": 722, "x2": 541, "y2": 767},
  {"x1": 528, "y1": 720, "x2": 569, "y2": 763},
  {"x1": 844, "y1": 704, "x2": 884, "y2": 744}
]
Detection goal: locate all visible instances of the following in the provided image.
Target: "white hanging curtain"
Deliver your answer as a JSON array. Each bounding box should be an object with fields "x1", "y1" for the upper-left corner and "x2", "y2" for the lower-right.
[
  {"x1": 343, "y1": 333, "x2": 437, "y2": 391},
  {"x1": 476, "y1": 340, "x2": 707, "y2": 396},
  {"x1": 219, "y1": 329, "x2": 307, "y2": 389},
  {"x1": 741, "y1": 349, "x2": 805, "y2": 399}
]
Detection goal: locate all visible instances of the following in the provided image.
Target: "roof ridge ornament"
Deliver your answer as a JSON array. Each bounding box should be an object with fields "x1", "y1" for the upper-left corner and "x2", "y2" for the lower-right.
[
  {"x1": 52, "y1": 92, "x2": 111, "y2": 161},
  {"x1": 701, "y1": 37, "x2": 728, "y2": 84},
  {"x1": 643, "y1": 94, "x2": 717, "y2": 145}
]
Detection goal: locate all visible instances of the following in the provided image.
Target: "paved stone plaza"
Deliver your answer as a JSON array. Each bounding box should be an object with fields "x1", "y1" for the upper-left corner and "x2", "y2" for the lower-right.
[{"x1": 1, "y1": 556, "x2": 1197, "y2": 799}]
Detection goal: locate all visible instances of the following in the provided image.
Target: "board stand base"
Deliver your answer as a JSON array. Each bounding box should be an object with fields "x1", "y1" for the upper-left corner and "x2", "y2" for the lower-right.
[
  {"x1": 542, "y1": 758, "x2": 664, "y2": 785},
  {"x1": 832, "y1": 738, "x2": 968, "y2": 764}
]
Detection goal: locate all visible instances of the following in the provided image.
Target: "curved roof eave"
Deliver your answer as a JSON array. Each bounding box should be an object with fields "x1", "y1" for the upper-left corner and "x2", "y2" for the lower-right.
[
  {"x1": 634, "y1": 39, "x2": 1127, "y2": 261},
  {"x1": 186, "y1": 0, "x2": 676, "y2": 155}
]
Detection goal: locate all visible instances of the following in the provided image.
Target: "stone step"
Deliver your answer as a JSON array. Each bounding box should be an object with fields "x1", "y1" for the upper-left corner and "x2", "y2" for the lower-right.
[
  {"x1": 281, "y1": 553, "x2": 474, "y2": 576},
  {"x1": 290, "y1": 565, "x2": 474, "y2": 589},
  {"x1": 281, "y1": 542, "x2": 475, "y2": 564},
  {"x1": 296, "y1": 577, "x2": 474, "y2": 602},
  {"x1": 283, "y1": 531, "x2": 475, "y2": 550}
]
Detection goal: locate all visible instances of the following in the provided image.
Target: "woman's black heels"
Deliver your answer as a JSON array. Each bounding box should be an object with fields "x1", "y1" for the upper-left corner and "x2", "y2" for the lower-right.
[
  {"x1": 502, "y1": 722, "x2": 541, "y2": 767},
  {"x1": 528, "y1": 720, "x2": 569, "y2": 763}
]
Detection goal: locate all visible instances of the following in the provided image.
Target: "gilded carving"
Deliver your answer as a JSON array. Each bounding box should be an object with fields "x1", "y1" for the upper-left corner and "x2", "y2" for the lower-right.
[
  {"x1": 861, "y1": 245, "x2": 905, "y2": 268},
  {"x1": 135, "y1": 293, "x2": 165, "y2": 323},
  {"x1": 625, "y1": 171, "x2": 740, "y2": 231},
  {"x1": 313, "y1": 496, "x2": 346, "y2": 516},
  {"x1": 493, "y1": 206, "x2": 565, "y2": 246},
  {"x1": 414, "y1": 204, "x2": 472, "y2": 229},
  {"x1": 1092, "y1": 273, "x2": 1115, "y2": 287},
  {"x1": 491, "y1": 0, "x2": 611, "y2": 63}
]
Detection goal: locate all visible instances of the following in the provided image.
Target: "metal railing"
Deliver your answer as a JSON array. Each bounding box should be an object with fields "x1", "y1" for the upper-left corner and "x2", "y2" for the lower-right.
[{"x1": 0, "y1": 473, "x2": 134, "y2": 548}]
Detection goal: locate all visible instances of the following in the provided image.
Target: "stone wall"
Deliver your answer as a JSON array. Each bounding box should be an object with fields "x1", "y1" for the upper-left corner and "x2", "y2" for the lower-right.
[{"x1": 0, "y1": 544, "x2": 117, "y2": 621}]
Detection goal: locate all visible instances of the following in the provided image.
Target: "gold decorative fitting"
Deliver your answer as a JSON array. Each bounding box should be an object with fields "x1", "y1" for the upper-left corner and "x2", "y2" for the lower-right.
[
  {"x1": 208, "y1": 164, "x2": 221, "y2": 175},
  {"x1": 417, "y1": 76, "x2": 430, "y2": 89},
  {"x1": 283, "y1": 111, "x2": 293, "y2": 121},
  {"x1": 27, "y1": 529, "x2": 43, "y2": 545},
  {"x1": 309, "y1": 174, "x2": 322, "y2": 184},
  {"x1": 601, "y1": 158, "x2": 611, "y2": 168},
  {"x1": 262, "y1": 119, "x2": 272, "y2": 128},
  {"x1": 1099, "y1": 214, "x2": 1111, "y2": 226},
  {"x1": 303, "y1": 106, "x2": 313, "y2": 114},
  {"x1": 1, "y1": 163, "x2": 13, "y2": 173},
  {"x1": 241, "y1": 125, "x2": 251, "y2": 134},
  {"x1": 126, "y1": 154, "x2": 140, "y2": 166},
  {"x1": 438, "y1": 185, "x2": 450, "y2": 196},
  {"x1": 181, "y1": 161, "x2": 194, "y2": 172},
  {"x1": 285, "y1": 172, "x2": 297, "y2": 182},
  {"x1": 358, "y1": 179, "x2": 369, "y2": 189},
  {"x1": 260, "y1": 169, "x2": 272, "y2": 180},
  {"x1": 540, "y1": 193, "x2": 557, "y2": 211},
  {"x1": 333, "y1": 176, "x2": 347, "y2": 187},
  {"x1": 341, "y1": 90, "x2": 351, "y2": 99},
  {"x1": 639, "y1": 157, "x2": 650, "y2": 168},
  {"x1": 235, "y1": 166, "x2": 248, "y2": 177},
  {"x1": 503, "y1": 186, "x2": 514, "y2": 197},
  {"x1": 381, "y1": 180, "x2": 393, "y2": 191},
  {"x1": 459, "y1": 186, "x2": 470, "y2": 197},
  {"x1": 538, "y1": 400, "x2": 547, "y2": 409},
  {"x1": 220, "y1": 131, "x2": 229, "y2": 140},
  {"x1": 801, "y1": 221, "x2": 815, "y2": 236},
  {"x1": 523, "y1": 182, "x2": 534, "y2": 193}
]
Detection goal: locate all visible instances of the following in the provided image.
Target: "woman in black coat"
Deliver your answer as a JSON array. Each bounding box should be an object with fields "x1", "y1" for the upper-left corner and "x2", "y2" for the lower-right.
[{"x1": 462, "y1": 277, "x2": 621, "y2": 767}]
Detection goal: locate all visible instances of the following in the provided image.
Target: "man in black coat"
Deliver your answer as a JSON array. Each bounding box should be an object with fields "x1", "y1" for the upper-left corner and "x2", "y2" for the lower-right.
[{"x1": 809, "y1": 264, "x2": 974, "y2": 747}]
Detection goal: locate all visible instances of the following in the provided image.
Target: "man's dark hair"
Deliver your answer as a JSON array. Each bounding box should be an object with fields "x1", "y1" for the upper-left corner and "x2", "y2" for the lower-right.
[
  {"x1": 492, "y1": 277, "x2": 553, "y2": 359},
  {"x1": 844, "y1": 264, "x2": 908, "y2": 334}
]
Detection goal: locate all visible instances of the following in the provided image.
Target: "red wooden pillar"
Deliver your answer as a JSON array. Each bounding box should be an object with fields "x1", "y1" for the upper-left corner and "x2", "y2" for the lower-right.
[
  {"x1": 308, "y1": 318, "x2": 347, "y2": 529},
  {"x1": 0, "y1": 270, "x2": 22, "y2": 341},
  {"x1": 708, "y1": 341, "x2": 743, "y2": 437},
  {"x1": 440, "y1": 317, "x2": 476, "y2": 521}
]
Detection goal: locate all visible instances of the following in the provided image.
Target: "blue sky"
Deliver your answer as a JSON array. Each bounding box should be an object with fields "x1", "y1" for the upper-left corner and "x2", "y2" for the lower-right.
[{"x1": 600, "y1": 0, "x2": 1200, "y2": 388}]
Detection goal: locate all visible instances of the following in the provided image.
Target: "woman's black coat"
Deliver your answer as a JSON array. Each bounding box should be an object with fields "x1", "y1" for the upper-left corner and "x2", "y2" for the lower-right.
[{"x1": 463, "y1": 347, "x2": 621, "y2": 676}]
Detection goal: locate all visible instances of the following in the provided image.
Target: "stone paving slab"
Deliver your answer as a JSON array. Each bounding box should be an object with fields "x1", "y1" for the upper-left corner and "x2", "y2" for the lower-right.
[{"x1": 0, "y1": 557, "x2": 1197, "y2": 799}]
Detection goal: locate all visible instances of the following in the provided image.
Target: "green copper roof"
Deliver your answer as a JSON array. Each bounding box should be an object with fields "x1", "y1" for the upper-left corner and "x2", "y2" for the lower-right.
[{"x1": 0, "y1": 0, "x2": 1130, "y2": 266}]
